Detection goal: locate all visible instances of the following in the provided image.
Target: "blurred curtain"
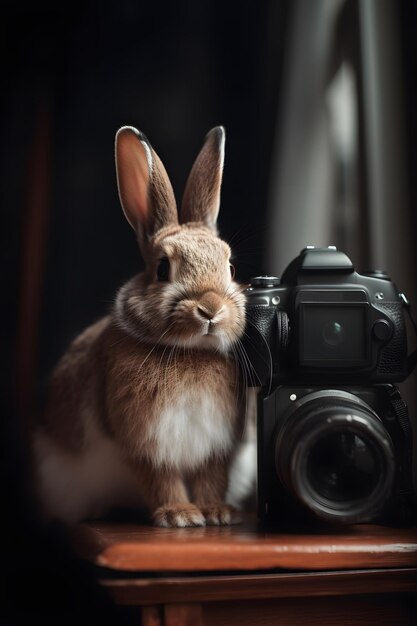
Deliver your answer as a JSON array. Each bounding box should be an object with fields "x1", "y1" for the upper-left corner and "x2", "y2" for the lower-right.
[
  {"x1": 267, "y1": 0, "x2": 415, "y2": 284},
  {"x1": 266, "y1": 0, "x2": 343, "y2": 270}
]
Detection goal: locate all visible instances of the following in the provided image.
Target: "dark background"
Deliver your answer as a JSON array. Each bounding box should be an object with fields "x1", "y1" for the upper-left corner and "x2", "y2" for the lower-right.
[
  {"x1": 2, "y1": 0, "x2": 288, "y2": 410},
  {"x1": 1, "y1": 1, "x2": 288, "y2": 623},
  {"x1": 1, "y1": 0, "x2": 417, "y2": 623}
]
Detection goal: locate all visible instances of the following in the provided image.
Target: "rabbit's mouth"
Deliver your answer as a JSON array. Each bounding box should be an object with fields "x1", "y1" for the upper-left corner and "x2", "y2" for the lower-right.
[
  {"x1": 163, "y1": 316, "x2": 242, "y2": 354},
  {"x1": 173, "y1": 331, "x2": 230, "y2": 353},
  {"x1": 201, "y1": 321, "x2": 224, "y2": 344},
  {"x1": 203, "y1": 320, "x2": 216, "y2": 335}
]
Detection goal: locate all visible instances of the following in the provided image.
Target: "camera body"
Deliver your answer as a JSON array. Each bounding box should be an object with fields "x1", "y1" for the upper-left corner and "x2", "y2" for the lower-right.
[{"x1": 244, "y1": 246, "x2": 415, "y2": 526}]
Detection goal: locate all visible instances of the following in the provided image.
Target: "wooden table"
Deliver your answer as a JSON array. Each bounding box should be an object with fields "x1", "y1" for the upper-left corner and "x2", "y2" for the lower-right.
[{"x1": 74, "y1": 516, "x2": 417, "y2": 626}]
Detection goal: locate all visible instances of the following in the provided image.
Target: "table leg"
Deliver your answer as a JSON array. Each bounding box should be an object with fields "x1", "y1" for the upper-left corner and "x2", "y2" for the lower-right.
[
  {"x1": 164, "y1": 603, "x2": 204, "y2": 626},
  {"x1": 142, "y1": 606, "x2": 162, "y2": 626}
]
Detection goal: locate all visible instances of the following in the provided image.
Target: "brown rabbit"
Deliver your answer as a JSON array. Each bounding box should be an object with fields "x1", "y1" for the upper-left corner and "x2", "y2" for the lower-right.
[{"x1": 33, "y1": 125, "x2": 251, "y2": 527}]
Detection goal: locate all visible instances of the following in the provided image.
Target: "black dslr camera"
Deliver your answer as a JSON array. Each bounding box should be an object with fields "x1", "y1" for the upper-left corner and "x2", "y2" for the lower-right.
[{"x1": 244, "y1": 246, "x2": 416, "y2": 526}]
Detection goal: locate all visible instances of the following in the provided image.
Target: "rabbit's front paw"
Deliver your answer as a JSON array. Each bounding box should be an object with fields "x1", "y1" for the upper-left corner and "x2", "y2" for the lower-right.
[
  {"x1": 201, "y1": 504, "x2": 242, "y2": 526},
  {"x1": 153, "y1": 504, "x2": 206, "y2": 527}
]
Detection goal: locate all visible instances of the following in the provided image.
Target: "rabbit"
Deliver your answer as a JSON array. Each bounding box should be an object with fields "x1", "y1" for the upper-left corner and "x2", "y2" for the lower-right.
[{"x1": 33, "y1": 125, "x2": 254, "y2": 527}]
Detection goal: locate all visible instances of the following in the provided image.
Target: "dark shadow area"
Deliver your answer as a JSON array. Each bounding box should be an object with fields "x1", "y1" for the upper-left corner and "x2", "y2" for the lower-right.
[{"x1": 1, "y1": 1, "x2": 288, "y2": 623}]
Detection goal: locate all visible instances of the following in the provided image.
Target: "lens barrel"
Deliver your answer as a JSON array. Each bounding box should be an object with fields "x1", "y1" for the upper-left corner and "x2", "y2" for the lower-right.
[{"x1": 275, "y1": 390, "x2": 395, "y2": 523}]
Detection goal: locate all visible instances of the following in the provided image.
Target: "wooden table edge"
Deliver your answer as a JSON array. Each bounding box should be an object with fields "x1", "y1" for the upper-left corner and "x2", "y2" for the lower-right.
[
  {"x1": 72, "y1": 520, "x2": 417, "y2": 573},
  {"x1": 100, "y1": 567, "x2": 417, "y2": 606}
]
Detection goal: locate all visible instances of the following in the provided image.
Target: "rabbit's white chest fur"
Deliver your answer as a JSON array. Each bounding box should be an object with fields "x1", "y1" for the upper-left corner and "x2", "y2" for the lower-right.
[{"x1": 146, "y1": 390, "x2": 235, "y2": 470}]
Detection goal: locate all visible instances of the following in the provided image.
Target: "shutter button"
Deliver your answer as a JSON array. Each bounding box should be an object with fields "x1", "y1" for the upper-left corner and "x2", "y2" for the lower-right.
[{"x1": 251, "y1": 276, "x2": 281, "y2": 288}]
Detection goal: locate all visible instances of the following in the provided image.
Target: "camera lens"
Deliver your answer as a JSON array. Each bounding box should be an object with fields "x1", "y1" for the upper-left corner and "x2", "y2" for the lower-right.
[
  {"x1": 322, "y1": 321, "x2": 344, "y2": 347},
  {"x1": 306, "y1": 432, "x2": 380, "y2": 503},
  {"x1": 275, "y1": 390, "x2": 395, "y2": 523}
]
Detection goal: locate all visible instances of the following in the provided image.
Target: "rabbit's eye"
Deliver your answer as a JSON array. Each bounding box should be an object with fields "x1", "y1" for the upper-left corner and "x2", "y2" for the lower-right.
[
  {"x1": 229, "y1": 263, "x2": 236, "y2": 279},
  {"x1": 157, "y1": 257, "x2": 170, "y2": 282}
]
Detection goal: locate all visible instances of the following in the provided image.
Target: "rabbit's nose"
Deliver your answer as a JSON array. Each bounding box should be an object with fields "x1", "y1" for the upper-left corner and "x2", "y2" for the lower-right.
[
  {"x1": 197, "y1": 305, "x2": 215, "y2": 321},
  {"x1": 197, "y1": 292, "x2": 225, "y2": 321}
]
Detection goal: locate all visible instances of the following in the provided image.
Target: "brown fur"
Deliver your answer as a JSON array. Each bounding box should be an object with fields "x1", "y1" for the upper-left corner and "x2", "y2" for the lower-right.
[
  {"x1": 181, "y1": 127, "x2": 224, "y2": 230},
  {"x1": 35, "y1": 126, "x2": 247, "y2": 527},
  {"x1": 41, "y1": 317, "x2": 109, "y2": 452},
  {"x1": 102, "y1": 322, "x2": 242, "y2": 457}
]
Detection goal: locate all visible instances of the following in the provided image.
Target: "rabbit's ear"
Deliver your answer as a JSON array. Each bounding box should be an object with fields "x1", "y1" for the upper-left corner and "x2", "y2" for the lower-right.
[
  {"x1": 180, "y1": 126, "x2": 225, "y2": 232},
  {"x1": 115, "y1": 126, "x2": 178, "y2": 248}
]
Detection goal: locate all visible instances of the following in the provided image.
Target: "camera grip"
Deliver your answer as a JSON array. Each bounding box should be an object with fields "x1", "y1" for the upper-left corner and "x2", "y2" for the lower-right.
[{"x1": 374, "y1": 302, "x2": 407, "y2": 379}]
